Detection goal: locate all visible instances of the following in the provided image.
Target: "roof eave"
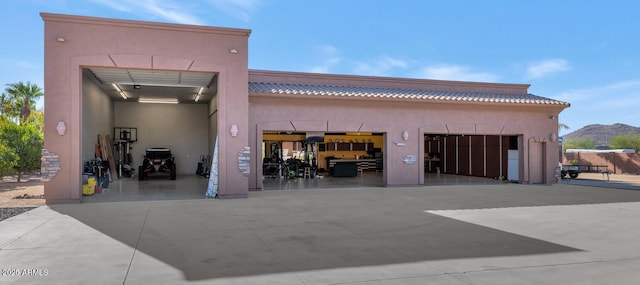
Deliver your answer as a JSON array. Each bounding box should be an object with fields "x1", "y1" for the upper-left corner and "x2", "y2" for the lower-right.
[
  {"x1": 41, "y1": 12, "x2": 252, "y2": 37},
  {"x1": 249, "y1": 92, "x2": 571, "y2": 108},
  {"x1": 248, "y1": 69, "x2": 530, "y2": 95}
]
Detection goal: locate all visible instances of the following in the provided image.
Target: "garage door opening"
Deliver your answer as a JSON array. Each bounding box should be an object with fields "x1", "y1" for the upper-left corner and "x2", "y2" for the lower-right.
[
  {"x1": 423, "y1": 134, "x2": 521, "y2": 185},
  {"x1": 79, "y1": 67, "x2": 218, "y2": 202},
  {"x1": 261, "y1": 132, "x2": 384, "y2": 190}
]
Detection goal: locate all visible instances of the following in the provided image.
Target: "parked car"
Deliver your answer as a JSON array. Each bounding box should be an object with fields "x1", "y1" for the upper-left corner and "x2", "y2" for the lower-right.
[{"x1": 139, "y1": 148, "x2": 176, "y2": 180}]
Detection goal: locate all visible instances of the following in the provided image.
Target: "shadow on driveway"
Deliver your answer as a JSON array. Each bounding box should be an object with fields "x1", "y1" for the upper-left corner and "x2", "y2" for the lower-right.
[{"x1": 48, "y1": 183, "x2": 640, "y2": 281}]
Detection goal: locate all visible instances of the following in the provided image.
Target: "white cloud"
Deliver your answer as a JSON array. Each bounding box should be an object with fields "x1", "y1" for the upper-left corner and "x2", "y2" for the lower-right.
[
  {"x1": 525, "y1": 59, "x2": 570, "y2": 79},
  {"x1": 379, "y1": 57, "x2": 408, "y2": 69},
  {"x1": 554, "y1": 79, "x2": 640, "y2": 131},
  {"x1": 146, "y1": 2, "x2": 204, "y2": 25},
  {"x1": 308, "y1": 44, "x2": 341, "y2": 74},
  {"x1": 419, "y1": 64, "x2": 499, "y2": 82},
  {"x1": 89, "y1": 0, "x2": 132, "y2": 12},
  {"x1": 554, "y1": 79, "x2": 640, "y2": 103},
  {"x1": 309, "y1": 66, "x2": 330, "y2": 74},
  {"x1": 207, "y1": 0, "x2": 261, "y2": 22},
  {"x1": 308, "y1": 46, "x2": 409, "y2": 76},
  {"x1": 318, "y1": 44, "x2": 338, "y2": 56},
  {"x1": 90, "y1": 0, "x2": 205, "y2": 25},
  {"x1": 354, "y1": 56, "x2": 408, "y2": 76}
]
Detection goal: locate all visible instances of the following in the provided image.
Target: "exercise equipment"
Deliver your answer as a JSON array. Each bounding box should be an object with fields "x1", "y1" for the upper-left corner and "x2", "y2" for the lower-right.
[{"x1": 113, "y1": 128, "x2": 137, "y2": 178}]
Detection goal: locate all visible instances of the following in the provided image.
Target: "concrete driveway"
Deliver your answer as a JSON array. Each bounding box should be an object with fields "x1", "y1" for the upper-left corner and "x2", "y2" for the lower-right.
[{"x1": 2, "y1": 183, "x2": 640, "y2": 284}]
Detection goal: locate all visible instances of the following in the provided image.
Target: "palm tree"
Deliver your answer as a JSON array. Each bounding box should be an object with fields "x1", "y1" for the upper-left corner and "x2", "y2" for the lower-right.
[
  {"x1": 559, "y1": 123, "x2": 570, "y2": 133},
  {"x1": 5, "y1": 81, "x2": 43, "y2": 125}
]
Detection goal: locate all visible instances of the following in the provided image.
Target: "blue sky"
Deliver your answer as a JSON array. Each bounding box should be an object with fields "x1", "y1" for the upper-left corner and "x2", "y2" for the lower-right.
[{"x1": 2, "y1": 0, "x2": 639, "y2": 135}]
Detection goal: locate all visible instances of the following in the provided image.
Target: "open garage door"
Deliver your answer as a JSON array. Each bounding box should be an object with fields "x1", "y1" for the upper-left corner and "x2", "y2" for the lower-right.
[
  {"x1": 261, "y1": 132, "x2": 384, "y2": 190},
  {"x1": 80, "y1": 67, "x2": 218, "y2": 202},
  {"x1": 424, "y1": 134, "x2": 521, "y2": 185}
]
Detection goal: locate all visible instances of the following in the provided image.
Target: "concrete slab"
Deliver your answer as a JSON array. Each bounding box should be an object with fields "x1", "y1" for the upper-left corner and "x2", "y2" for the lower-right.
[
  {"x1": 2, "y1": 183, "x2": 640, "y2": 284},
  {"x1": 0, "y1": 244, "x2": 133, "y2": 284},
  {"x1": 48, "y1": 202, "x2": 151, "y2": 246},
  {"x1": 81, "y1": 175, "x2": 209, "y2": 203},
  {"x1": 296, "y1": 265, "x2": 463, "y2": 285},
  {"x1": 134, "y1": 233, "x2": 293, "y2": 280},
  {"x1": 427, "y1": 202, "x2": 640, "y2": 260},
  {"x1": 451, "y1": 261, "x2": 640, "y2": 285},
  {"x1": 0, "y1": 207, "x2": 53, "y2": 248},
  {"x1": 125, "y1": 249, "x2": 305, "y2": 284},
  {"x1": 3, "y1": 214, "x2": 126, "y2": 249}
]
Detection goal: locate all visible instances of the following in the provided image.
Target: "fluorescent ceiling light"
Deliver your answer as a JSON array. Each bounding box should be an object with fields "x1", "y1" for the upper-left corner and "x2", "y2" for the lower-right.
[
  {"x1": 138, "y1": 98, "x2": 179, "y2": 104},
  {"x1": 195, "y1": 87, "x2": 204, "y2": 102},
  {"x1": 112, "y1": 83, "x2": 127, "y2": 99}
]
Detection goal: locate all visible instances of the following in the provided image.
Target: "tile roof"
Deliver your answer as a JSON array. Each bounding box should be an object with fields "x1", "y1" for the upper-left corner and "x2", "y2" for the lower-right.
[{"x1": 249, "y1": 82, "x2": 569, "y2": 106}]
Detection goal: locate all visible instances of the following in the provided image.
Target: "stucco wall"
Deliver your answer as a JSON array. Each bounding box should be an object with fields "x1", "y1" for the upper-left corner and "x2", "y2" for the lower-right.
[
  {"x1": 42, "y1": 13, "x2": 566, "y2": 202},
  {"x1": 248, "y1": 71, "x2": 566, "y2": 189},
  {"x1": 208, "y1": 95, "x2": 218, "y2": 158},
  {"x1": 42, "y1": 13, "x2": 250, "y2": 202}
]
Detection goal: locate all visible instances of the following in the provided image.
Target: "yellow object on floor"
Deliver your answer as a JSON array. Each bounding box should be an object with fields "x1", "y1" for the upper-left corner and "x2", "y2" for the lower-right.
[
  {"x1": 83, "y1": 177, "x2": 96, "y2": 195},
  {"x1": 82, "y1": 184, "x2": 94, "y2": 195}
]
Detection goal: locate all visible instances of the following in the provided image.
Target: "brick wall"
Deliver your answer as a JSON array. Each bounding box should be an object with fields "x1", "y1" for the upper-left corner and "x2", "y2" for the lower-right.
[{"x1": 41, "y1": 149, "x2": 61, "y2": 182}]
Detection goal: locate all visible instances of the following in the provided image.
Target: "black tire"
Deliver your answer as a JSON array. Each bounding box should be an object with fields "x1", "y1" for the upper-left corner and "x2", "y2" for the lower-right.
[
  {"x1": 138, "y1": 166, "x2": 145, "y2": 180},
  {"x1": 170, "y1": 164, "x2": 176, "y2": 180},
  {"x1": 569, "y1": 172, "x2": 579, "y2": 179}
]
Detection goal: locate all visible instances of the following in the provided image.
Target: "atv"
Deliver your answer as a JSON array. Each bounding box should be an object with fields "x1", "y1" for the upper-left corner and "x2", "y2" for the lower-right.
[{"x1": 139, "y1": 148, "x2": 176, "y2": 180}]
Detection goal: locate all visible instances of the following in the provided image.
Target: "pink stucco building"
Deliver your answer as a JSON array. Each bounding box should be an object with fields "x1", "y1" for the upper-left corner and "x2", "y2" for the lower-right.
[{"x1": 41, "y1": 13, "x2": 569, "y2": 203}]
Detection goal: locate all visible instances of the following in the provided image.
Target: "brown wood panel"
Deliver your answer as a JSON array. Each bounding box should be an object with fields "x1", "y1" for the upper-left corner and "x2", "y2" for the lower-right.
[
  {"x1": 471, "y1": 136, "x2": 485, "y2": 177},
  {"x1": 458, "y1": 136, "x2": 470, "y2": 175},
  {"x1": 502, "y1": 136, "x2": 510, "y2": 179},
  {"x1": 426, "y1": 140, "x2": 442, "y2": 158},
  {"x1": 445, "y1": 136, "x2": 456, "y2": 174},
  {"x1": 485, "y1": 136, "x2": 500, "y2": 178}
]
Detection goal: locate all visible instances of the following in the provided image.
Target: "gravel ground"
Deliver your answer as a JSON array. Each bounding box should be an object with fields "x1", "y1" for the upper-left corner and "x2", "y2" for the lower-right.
[
  {"x1": 0, "y1": 175, "x2": 44, "y2": 221},
  {"x1": 0, "y1": 206, "x2": 37, "y2": 221}
]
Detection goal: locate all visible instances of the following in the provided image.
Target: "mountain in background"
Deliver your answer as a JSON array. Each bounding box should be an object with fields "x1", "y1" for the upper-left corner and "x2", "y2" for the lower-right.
[{"x1": 562, "y1": 123, "x2": 640, "y2": 146}]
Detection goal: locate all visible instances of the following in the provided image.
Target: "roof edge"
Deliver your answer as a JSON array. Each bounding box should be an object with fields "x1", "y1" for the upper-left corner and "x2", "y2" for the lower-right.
[
  {"x1": 40, "y1": 12, "x2": 252, "y2": 37},
  {"x1": 249, "y1": 69, "x2": 531, "y2": 95},
  {"x1": 248, "y1": 82, "x2": 570, "y2": 107}
]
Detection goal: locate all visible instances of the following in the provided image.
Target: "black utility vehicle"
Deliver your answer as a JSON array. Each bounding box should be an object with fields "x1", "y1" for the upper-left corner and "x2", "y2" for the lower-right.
[{"x1": 139, "y1": 148, "x2": 176, "y2": 180}]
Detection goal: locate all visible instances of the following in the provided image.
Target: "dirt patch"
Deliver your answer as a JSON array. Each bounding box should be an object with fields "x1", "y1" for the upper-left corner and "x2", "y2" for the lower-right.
[
  {"x1": 0, "y1": 176, "x2": 45, "y2": 207},
  {"x1": 577, "y1": 172, "x2": 640, "y2": 186}
]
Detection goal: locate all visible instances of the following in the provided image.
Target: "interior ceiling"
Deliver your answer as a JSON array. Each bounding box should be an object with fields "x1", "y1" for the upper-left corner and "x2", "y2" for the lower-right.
[{"x1": 87, "y1": 67, "x2": 217, "y2": 104}]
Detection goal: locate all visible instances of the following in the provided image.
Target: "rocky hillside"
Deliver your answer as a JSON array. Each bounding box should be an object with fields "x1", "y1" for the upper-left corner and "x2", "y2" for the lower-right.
[{"x1": 563, "y1": 123, "x2": 640, "y2": 146}]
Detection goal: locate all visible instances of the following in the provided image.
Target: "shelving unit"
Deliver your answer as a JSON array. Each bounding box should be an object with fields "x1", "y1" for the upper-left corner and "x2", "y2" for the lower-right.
[{"x1": 324, "y1": 142, "x2": 374, "y2": 152}]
